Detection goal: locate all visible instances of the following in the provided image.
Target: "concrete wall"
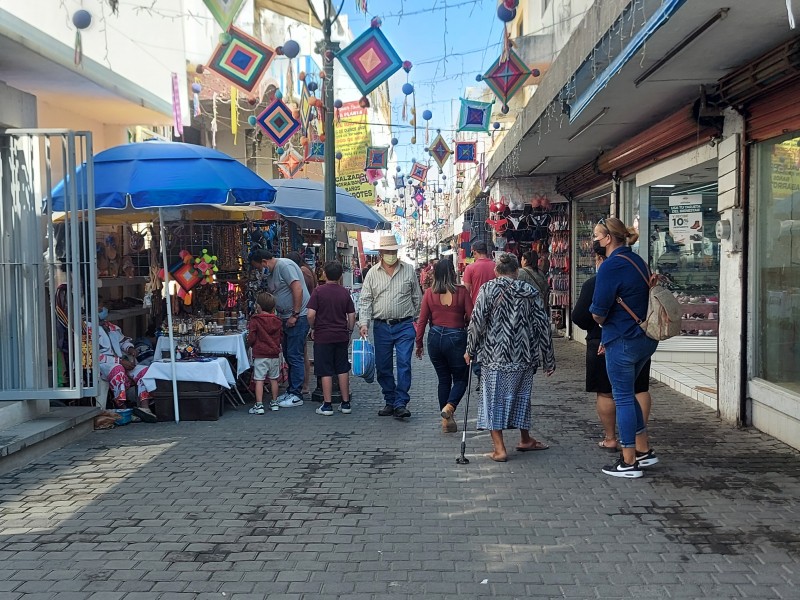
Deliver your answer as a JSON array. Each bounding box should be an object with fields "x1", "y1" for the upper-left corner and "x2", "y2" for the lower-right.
[{"x1": 0, "y1": 81, "x2": 37, "y2": 128}]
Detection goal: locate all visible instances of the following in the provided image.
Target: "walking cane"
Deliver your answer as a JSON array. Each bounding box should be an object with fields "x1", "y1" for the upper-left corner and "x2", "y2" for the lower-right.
[{"x1": 456, "y1": 357, "x2": 475, "y2": 465}]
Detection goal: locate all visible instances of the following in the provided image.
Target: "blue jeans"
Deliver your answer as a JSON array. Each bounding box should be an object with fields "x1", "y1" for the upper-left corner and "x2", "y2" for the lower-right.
[
  {"x1": 282, "y1": 316, "x2": 309, "y2": 396},
  {"x1": 427, "y1": 326, "x2": 469, "y2": 410},
  {"x1": 373, "y1": 319, "x2": 415, "y2": 408},
  {"x1": 604, "y1": 333, "x2": 658, "y2": 448}
]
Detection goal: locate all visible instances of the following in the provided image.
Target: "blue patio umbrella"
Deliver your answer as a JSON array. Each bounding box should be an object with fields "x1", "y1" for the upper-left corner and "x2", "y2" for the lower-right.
[
  {"x1": 51, "y1": 141, "x2": 276, "y2": 210},
  {"x1": 50, "y1": 141, "x2": 276, "y2": 423},
  {"x1": 264, "y1": 178, "x2": 391, "y2": 231}
]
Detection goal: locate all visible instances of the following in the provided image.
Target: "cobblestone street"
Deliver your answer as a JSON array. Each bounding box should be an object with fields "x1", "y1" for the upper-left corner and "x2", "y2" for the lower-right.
[{"x1": 1, "y1": 339, "x2": 799, "y2": 599}]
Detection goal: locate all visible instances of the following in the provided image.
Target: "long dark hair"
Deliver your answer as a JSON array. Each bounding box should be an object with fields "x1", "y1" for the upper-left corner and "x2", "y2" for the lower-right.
[
  {"x1": 431, "y1": 259, "x2": 457, "y2": 294},
  {"x1": 521, "y1": 250, "x2": 539, "y2": 271}
]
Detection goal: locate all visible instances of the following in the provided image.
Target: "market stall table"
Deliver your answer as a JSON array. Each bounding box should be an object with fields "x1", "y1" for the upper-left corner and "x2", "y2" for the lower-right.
[
  {"x1": 142, "y1": 357, "x2": 237, "y2": 421},
  {"x1": 155, "y1": 333, "x2": 250, "y2": 375}
]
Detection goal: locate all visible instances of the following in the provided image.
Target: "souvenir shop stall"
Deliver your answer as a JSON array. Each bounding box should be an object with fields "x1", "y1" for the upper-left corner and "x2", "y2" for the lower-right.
[{"x1": 487, "y1": 178, "x2": 571, "y2": 335}]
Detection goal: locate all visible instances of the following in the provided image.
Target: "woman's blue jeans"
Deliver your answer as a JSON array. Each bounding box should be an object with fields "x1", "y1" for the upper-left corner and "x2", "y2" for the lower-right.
[
  {"x1": 604, "y1": 333, "x2": 658, "y2": 448},
  {"x1": 427, "y1": 326, "x2": 469, "y2": 410}
]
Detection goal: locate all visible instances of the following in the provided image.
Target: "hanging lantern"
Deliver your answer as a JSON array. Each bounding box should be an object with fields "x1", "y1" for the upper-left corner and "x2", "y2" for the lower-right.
[
  {"x1": 422, "y1": 109, "x2": 432, "y2": 144},
  {"x1": 247, "y1": 115, "x2": 257, "y2": 126},
  {"x1": 308, "y1": 81, "x2": 318, "y2": 93},
  {"x1": 497, "y1": 5, "x2": 516, "y2": 22},
  {"x1": 402, "y1": 83, "x2": 414, "y2": 96},
  {"x1": 276, "y1": 147, "x2": 285, "y2": 155},
  {"x1": 72, "y1": 9, "x2": 92, "y2": 29},
  {"x1": 219, "y1": 32, "x2": 232, "y2": 45},
  {"x1": 359, "y1": 96, "x2": 370, "y2": 108},
  {"x1": 283, "y1": 40, "x2": 300, "y2": 59},
  {"x1": 196, "y1": 64, "x2": 205, "y2": 74},
  {"x1": 402, "y1": 60, "x2": 413, "y2": 73},
  {"x1": 370, "y1": 16, "x2": 383, "y2": 28},
  {"x1": 335, "y1": 151, "x2": 343, "y2": 160}
]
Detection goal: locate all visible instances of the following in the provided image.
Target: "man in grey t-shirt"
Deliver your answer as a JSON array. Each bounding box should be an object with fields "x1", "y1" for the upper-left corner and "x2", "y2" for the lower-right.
[{"x1": 250, "y1": 249, "x2": 310, "y2": 408}]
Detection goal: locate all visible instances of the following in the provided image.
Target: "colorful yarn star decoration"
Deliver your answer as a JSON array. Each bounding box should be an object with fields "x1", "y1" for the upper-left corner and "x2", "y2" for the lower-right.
[
  {"x1": 409, "y1": 161, "x2": 429, "y2": 183},
  {"x1": 207, "y1": 26, "x2": 275, "y2": 93},
  {"x1": 276, "y1": 146, "x2": 304, "y2": 178},
  {"x1": 337, "y1": 25, "x2": 402, "y2": 97},
  {"x1": 428, "y1": 133, "x2": 452, "y2": 171},
  {"x1": 482, "y1": 47, "x2": 537, "y2": 112},
  {"x1": 455, "y1": 141, "x2": 477, "y2": 163},
  {"x1": 457, "y1": 97, "x2": 492, "y2": 133},
  {"x1": 202, "y1": 0, "x2": 246, "y2": 29},
  {"x1": 365, "y1": 146, "x2": 389, "y2": 170},
  {"x1": 256, "y1": 98, "x2": 300, "y2": 146}
]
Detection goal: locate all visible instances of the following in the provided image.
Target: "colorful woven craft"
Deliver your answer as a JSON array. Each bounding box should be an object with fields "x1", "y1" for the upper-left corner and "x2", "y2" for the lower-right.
[
  {"x1": 207, "y1": 26, "x2": 275, "y2": 93},
  {"x1": 365, "y1": 146, "x2": 389, "y2": 170},
  {"x1": 428, "y1": 133, "x2": 451, "y2": 170},
  {"x1": 202, "y1": 0, "x2": 246, "y2": 29},
  {"x1": 410, "y1": 161, "x2": 429, "y2": 183},
  {"x1": 277, "y1": 146, "x2": 304, "y2": 178},
  {"x1": 457, "y1": 97, "x2": 492, "y2": 133},
  {"x1": 455, "y1": 141, "x2": 477, "y2": 163},
  {"x1": 304, "y1": 126, "x2": 325, "y2": 163},
  {"x1": 256, "y1": 98, "x2": 300, "y2": 146},
  {"x1": 483, "y1": 48, "x2": 530, "y2": 109},
  {"x1": 299, "y1": 82, "x2": 313, "y2": 135},
  {"x1": 366, "y1": 168, "x2": 383, "y2": 184},
  {"x1": 337, "y1": 27, "x2": 402, "y2": 96}
]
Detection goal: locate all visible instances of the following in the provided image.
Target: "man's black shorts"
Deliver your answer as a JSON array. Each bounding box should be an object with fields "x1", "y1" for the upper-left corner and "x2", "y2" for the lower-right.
[{"x1": 314, "y1": 342, "x2": 351, "y2": 377}]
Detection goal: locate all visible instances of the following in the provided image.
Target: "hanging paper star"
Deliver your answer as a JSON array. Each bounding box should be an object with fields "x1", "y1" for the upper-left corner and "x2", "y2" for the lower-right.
[
  {"x1": 409, "y1": 161, "x2": 429, "y2": 183},
  {"x1": 202, "y1": 0, "x2": 246, "y2": 29},
  {"x1": 207, "y1": 26, "x2": 275, "y2": 93},
  {"x1": 429, "y1": 133, "x2": 452, "y2": 170},
  {"x1": 365, "y1": 146, "x2": 389, "y2": 170},
  {"x1": 457, "y1": 97, "x2": 492, "y2": 133},
  {"x1": 256, "y1": 98, "x2": 300, "y2": 146},
  {"x1": 277, "y1": 146, "x2": 304, "y2": 178},
  {"x1": 337, "y1": 26, "x2": 403, "y2": 96},
  {"x1": 483, "y1": 48, "x2": 532, "y2": 109},
  {"x1": 454, "y1": 141, "x2": 477, "y2": 163}
]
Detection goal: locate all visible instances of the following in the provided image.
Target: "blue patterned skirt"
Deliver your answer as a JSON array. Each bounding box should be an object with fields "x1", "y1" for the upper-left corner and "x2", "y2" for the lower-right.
[{"x1": 476, "y1": 366, "x2": 535, "y2": 431}]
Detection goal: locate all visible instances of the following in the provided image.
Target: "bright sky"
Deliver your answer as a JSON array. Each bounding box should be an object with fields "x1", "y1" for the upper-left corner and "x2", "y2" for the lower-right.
[{"x1": 341, "y1": 0, "x2": 502, "y2": 177}]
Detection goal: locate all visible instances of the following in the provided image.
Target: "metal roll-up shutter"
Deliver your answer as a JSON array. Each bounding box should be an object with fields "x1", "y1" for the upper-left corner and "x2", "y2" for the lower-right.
[
  {"x1": 746, "y1": 78, "x2": 800, "y2": 143},
  {"x1": 555, "y1": 159, "x2": 609, "y2": 199},
  {"x1": 597, "y1": 104, "x2": 716, "y2": 177}
]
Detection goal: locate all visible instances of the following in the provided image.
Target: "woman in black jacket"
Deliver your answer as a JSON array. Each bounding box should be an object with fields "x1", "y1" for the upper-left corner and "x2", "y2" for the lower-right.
[{"x1": 572, "y1": 249, "x2": 652, "y2": 451}]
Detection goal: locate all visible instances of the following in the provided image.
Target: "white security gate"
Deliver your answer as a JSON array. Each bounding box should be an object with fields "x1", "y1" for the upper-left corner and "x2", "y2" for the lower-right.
[{"x1": 0, "y1": 130, "x2": 97, "y2": 401}]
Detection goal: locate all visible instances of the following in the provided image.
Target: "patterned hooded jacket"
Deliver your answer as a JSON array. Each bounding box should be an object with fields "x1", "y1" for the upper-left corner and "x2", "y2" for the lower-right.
[{"x1": 466, "y1": 276, "x2": 555, "y2": 372}]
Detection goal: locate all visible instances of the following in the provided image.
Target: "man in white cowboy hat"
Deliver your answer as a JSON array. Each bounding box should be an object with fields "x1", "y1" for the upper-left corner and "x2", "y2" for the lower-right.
[{"x1": 359, "y1": 234, "x2": 422, "y2": 418}]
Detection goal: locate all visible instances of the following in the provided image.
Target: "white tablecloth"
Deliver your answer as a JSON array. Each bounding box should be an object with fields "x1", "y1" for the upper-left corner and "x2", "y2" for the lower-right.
[
  {"x1": 155, "y1": 333, "x2": 250, "y2": 375},
  {"x1": 141, "y1": 357, "x2": 235, "y2": 392}
]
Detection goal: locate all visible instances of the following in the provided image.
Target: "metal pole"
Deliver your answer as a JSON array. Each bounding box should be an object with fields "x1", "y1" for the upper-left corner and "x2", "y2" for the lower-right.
[
  {"x1": 320, "y1": 20, "x2": 340, "y2": 262},
  {"x1": 159, "y1": 208, "x2": 181, "y2": 423}
]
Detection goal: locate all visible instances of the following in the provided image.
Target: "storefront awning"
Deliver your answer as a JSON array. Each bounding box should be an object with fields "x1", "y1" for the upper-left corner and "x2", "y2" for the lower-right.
[{"x1": 256, "y1": 0, "x2": 321, "y2": 28}]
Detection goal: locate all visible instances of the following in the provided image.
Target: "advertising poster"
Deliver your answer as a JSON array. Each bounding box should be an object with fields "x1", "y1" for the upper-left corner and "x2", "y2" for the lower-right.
[
  {"x1": 668, "y1": 194, "x2": 703, "y2": 246},
  {"x1": 771, "y1": 138, "x2": 800, "y2": 200},
  {"x1": 334, "y1": 101, "x2": 375, "y2": 205}
]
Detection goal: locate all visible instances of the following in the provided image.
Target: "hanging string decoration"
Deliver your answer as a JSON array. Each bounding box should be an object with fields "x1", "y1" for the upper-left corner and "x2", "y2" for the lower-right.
[
  {"x1": 192, "y1": 80, "x2": 202, "y2": 117},
  {"x1": 277, "y1": 145, "x2": 304, "y2": 178},
  {"x1": 454, "y1": 141, "x2": 477, "y2": 163},
  {"x1": 365, "y1": 146, "x2": 390, "y2": 170},
  {"x1": 72, "y1": 9, "x2": 92, "y2": 66},
  {"x1": 337, "y1": 24, "x2": 403, "y2": 106},
  {"x1": 355, "y1": 0, "x2": 368, "y2": 14},
  {"x1": 482, "y1": 47, "x2": 539, "y2": 113},
  {"x1": 256, "y1": 97, "x2": 300, "y2": 146},
  {"x1": 409, "y1": 161, "x2": 429, "y2": 183},
  {"x1": 230, "y1": 87, "x2": 238, "y2": 144},
  {"x1": 457, "y1": 97, "x2": 492, "y2": 133},
  {"x1": 429, "y1": 133, "x2": 452, "y2": 171},
  {"x1": 202, "y1": 0, "x2": 246, "y2": 29},
  {"x1": 422, "y1": 109, "x2": 433, "y2": 144},
  {"x1": 207, "y1": 26, "x2": 275, "y2": 93},
  {"x1": 171, "y1": 73, "x2": 184, "y2": 139}
]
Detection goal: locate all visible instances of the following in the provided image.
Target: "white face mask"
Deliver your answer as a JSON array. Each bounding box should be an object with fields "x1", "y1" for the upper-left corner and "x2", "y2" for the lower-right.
[{"x1": 382, "y1": 253, "x2": 399, "y2": 266}]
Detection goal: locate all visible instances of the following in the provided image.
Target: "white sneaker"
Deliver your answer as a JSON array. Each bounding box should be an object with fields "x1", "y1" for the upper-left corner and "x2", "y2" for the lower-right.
[
  {"x1": 277, "y1": 394, "x2": 304, "y2": 408},
  {"x1": 269, "y1": 400, "x2": 280, "y2": 411},
  {"x1": 249, "y1": 403, "x2": 265, "y2": 415}
]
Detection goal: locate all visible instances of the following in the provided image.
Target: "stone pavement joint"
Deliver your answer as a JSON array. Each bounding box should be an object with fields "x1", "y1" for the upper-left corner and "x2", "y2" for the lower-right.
[{"x1": 1, "y1": 339, "x2": 799, "y2": 599}]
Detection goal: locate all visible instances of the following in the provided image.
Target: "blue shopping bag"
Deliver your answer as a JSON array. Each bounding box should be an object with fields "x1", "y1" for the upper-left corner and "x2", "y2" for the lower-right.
[{"x1": 351, "y1": 336, "x2": 375, "y2": 383}]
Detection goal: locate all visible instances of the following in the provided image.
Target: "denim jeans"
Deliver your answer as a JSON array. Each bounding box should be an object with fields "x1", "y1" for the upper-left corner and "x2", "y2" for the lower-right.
[
  {"x1": 282, "y1": 316, "x2": 309, "y2": 396},
  {"x1": 604, "y1": 333, "x2": 658, "y2": 448},
  {"x1": 373, "y1": 319, "x2": 415, "y2": 408},
  {"x1": 427, "y1": 326, "x2": 469, "y2": 410}
]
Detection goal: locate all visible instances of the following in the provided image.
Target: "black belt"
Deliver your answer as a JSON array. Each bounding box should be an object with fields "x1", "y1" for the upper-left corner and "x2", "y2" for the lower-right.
[{"x1": 375, "y1": 317, "x2": 413, "y2": 326}]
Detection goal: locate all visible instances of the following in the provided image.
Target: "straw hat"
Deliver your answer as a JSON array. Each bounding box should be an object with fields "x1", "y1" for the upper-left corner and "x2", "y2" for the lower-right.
[{"x1": 375, "y1": 234, "x2": 401, "y2": 251}]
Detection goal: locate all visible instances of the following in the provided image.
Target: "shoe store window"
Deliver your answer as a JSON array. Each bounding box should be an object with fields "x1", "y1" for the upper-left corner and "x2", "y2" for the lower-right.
[
  {"x1": 752, "y1": 132, "x2": 800, "y2": 395},
  {"x1": 646, "y1": 178, "x2": 721, "y2": 340}
]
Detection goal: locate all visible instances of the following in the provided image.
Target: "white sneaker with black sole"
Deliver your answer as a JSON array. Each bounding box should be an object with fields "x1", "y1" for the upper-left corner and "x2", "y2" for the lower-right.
[
  {"x1": 248, "y1": 403, "x2": 265, "y2": 415},
  {"x1": 635, "y1": 449, "x2": 659, "y2": 467},
  {"x1": 277, "y1": 394, "x2": 304, "y2": 408},
  {"x1": 601, "y1": 457, "x2": 643, "y2": 478}
]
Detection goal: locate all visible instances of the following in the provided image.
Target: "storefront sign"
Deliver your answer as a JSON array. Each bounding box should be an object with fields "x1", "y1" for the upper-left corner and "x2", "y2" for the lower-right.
[
  {"x1": 771, "y1": 139, "x2": 800, "y2": 200},
  {"x1": 668, "y1": 194, "x2": 703, "y2": 246},
  {"x1": 335, "y1": 101, "x2": 375, "y2": 205}
]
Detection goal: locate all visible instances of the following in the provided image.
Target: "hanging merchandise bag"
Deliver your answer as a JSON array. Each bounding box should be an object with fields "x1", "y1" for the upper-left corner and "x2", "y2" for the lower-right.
[{"x1": 351, "y1": 336, "x2": 375, "y2": 383}]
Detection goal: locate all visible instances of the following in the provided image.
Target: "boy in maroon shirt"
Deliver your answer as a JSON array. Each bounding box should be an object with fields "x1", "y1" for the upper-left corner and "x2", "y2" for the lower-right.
[
  {"x1": 307, "y1": 261, "x2": 356, "y2": 416},
  {"x1": 246, "y1": 293, "x2": 283, "y2": 414},
  {"x1": 462, "y1": 240, "x2": 496, "y2": 304}
]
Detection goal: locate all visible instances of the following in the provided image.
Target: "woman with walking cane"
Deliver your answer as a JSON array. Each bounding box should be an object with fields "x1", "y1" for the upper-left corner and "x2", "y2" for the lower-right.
[{"x1": 465, "y1": 253, "x2": 556, "y2": 462}]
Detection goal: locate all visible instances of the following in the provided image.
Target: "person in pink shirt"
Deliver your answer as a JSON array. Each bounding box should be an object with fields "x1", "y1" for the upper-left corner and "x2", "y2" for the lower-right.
[{"x1": 462, "y1": 241, "x2": 496, "y2": 304}]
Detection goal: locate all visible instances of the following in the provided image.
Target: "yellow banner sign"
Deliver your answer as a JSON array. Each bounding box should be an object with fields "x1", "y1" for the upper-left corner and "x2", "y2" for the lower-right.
[{"x1": 335, "y1": 101, "x2": 375, "y2": 205}]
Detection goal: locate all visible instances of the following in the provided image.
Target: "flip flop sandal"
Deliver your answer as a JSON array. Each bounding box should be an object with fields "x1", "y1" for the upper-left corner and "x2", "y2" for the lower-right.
[
  {"x1": 516, "y1": 442, "x2": 550, "y2": 452},
  {"x1": 598, "y1": 438, "x2": 619, "y2": 450}
]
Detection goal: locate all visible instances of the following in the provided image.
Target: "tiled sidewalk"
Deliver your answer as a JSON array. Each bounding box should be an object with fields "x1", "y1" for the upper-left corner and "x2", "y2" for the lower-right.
[{"x1": 0, "y1": 339, "x2": 799, "y2": 599}]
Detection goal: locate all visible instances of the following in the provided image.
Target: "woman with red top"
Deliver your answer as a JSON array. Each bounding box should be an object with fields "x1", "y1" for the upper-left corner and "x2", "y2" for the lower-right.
[{"x1": 415, "y1": 260, "x2": 474, "y2": 433}]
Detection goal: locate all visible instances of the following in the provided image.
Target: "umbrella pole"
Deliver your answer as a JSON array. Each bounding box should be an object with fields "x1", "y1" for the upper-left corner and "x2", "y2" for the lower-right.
[{"x1": 159, "y1": 208, "x2": 181, "y2": 423}]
